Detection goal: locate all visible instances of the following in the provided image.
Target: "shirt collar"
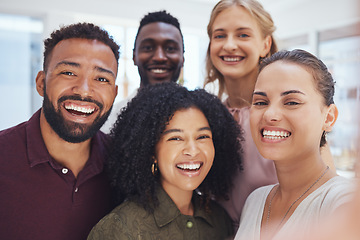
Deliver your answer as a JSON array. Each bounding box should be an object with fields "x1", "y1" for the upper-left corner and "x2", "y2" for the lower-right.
[
  {"x1": 153, "y1": 186, "x2": 215, "y2": 228},
  {"x1": 26, "y1": 109, "x2": 109, "y2": 176},
  {"x1": 26, "y1": 109, "x2": 52, "y2": 167}
]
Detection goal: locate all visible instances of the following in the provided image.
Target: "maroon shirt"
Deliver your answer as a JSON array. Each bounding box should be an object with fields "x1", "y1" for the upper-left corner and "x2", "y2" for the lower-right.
[{"x1": 0, "y1": 109, "x2": 114, "y2": 240}]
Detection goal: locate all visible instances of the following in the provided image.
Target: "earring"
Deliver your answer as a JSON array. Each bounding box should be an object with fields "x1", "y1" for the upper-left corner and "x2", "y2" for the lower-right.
[{"x1": 151, "y1": 157, "x2": 158, "y2": 176}]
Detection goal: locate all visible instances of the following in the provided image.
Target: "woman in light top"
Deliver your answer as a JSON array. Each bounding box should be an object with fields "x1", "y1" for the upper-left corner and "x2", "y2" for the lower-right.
[
  {"x1": 88, "y1": 83, "x2": 243, "y2": 240},
  {"x1": 235, "y1": 49, "x2": 355, "y2": 240}
]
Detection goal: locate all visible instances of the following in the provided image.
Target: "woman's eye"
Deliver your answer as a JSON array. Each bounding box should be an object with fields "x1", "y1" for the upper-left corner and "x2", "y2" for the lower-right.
[
  {"x1": 253, "y1": 101, "x2": 268, "y2": 106},
  {"x1": 285, "y1": 101, "x2": 300, "y2": 106},
  {"x1": 168, "y1": 137, "x2": 182, "y2": 141},
  {"x1": 213, "y1": 34, "x2": 225, "y2": 39},
  {"x1": 239, "y1": 33, "x2": 249, "y2": 38},
  {"x1": 198, "y1": 135, "x2": 211, "y2": 140}
]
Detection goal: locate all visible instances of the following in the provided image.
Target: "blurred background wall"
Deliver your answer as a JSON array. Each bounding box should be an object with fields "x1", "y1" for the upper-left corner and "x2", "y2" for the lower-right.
[{"x1": 0, "y1": 0, "x2": 359, "y2": 175}]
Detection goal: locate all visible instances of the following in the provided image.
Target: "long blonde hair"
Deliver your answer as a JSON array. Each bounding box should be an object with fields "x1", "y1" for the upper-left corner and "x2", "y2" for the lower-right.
[{"x1": 204, "y1": 0, "x2": 278, "y2": 98}]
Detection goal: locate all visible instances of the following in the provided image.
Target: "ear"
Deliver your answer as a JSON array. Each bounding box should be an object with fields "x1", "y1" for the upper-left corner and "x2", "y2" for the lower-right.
[
  {"x1": 132, "y1": 50, "x2": 137, "y2": 66},
  {"x1": 323, "y1": 104, "x2": 338, "y2": 132},
  {"x1": 35, "y1": 71, "x2": 46, "y2": 97},
  {"x1": 114, "y1": 84, "x2": 118, "y2": 98},
  {"x1": 181, "y1": 55, "x2": 185, "y2": 67},
  {"x1": 260, "y1": 35, "x2": 272, "y2": 58}
]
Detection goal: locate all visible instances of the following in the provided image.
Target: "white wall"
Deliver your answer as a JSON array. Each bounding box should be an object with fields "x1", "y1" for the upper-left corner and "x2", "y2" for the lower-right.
[{"x1": 0, "y1": 0, "x2": 359, "y2": 41}]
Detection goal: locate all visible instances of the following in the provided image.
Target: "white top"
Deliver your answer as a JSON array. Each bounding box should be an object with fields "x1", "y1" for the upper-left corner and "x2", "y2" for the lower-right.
[{"x1": 234, "y1": 176, "x2": 355, "y2": 240}]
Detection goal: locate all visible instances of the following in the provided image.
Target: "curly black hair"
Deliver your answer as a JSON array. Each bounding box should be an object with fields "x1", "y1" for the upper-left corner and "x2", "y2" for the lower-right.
[
  {"x1": 43, "y1": 22, "x2": 120, "y2": 72},
  {"x1": 133, "y1": 10, "x2": 184, "y2": 52},
  {"x1": 107, "y1": 83, "x2": 243, "y2": 212}
]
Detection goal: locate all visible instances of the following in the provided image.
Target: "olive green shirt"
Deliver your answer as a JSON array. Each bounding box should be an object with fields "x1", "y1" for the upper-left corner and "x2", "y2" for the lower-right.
[{"x1": 88, "y1": 187, "x2": 233, "y2": 240}]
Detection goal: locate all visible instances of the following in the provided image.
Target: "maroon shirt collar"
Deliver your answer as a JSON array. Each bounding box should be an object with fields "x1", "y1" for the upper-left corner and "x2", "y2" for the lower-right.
[{"x1": 25, "y1": 109, "x2": 109, "y2": 181}]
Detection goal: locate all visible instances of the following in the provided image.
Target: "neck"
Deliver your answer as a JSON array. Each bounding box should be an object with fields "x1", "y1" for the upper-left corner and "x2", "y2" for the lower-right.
[
  {"x1": 274, "y1": 154, "x2": 334, "y2": 195},
  {"x1": 162, "y1": 184, "x2": 194, "y2": 216},
  {"x1": 224, "y1": 71, "x2": 257, "y2": 109},
  {"x1": 39, "y1": 110, "x2": 91, "y2": 178}
]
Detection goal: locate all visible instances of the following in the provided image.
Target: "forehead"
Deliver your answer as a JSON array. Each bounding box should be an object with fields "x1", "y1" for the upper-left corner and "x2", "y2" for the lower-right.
[
  {"x1": 166, "y1": 108, "x2": 209, "y2": 128},
  {"x1": 213, "y1": 6, "x2": 260, "y2": 31},
  {"x1": 51, "y1": 38, "x2": 114, "y2": 59},
  {"x1": 49, "y1": 38, "x2": 118, "y2": 72},
  {"x1": 135, "y1": 22, "x2": 183, "y2": 46},
  {"x1": 256, "y1": 61, "x2": 317, "y2": 93}
]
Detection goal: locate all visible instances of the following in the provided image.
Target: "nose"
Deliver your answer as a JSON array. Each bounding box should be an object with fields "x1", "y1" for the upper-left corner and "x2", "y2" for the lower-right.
[
  {"x1": 223, "y1": 36, "x2": 237, "y2": 52},
  {"x1": 73, "y1": 76, "x2": 93, "y2": 97},
  {"x1": 183, "y1": 140, "x2": 200, "y2": 157},
  {"x1": 153, "y1": 46, "x2": 167, "y2": 62},
  {"x1": 263, "y1": 104, "x2": 281, "y2": 123}
]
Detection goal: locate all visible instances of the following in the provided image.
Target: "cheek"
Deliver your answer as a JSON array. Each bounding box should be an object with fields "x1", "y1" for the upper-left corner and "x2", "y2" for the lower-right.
[
  {"x1": 250, "y1": 110, "x2": 262, "y2": 138},
  {"x1": 135, "y1": 54, "x2": 149, "y2": 65},
  {"x1": 203, "y1": 143, "x2": 215, "y2": 164},
  {"x1": 170, "y1": 54, "x2": 183, "y2": 64},
  {"x1": 209, "y1": 42, "x2": 220, "y2": 58},
  {"x1": 96, "y1": 88, "x2": 117, "y2": 108}
]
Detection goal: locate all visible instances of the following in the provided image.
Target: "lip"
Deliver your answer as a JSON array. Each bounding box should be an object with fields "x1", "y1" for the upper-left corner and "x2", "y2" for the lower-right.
[
  {"x1": 61, "y1": 100, "x2": 100, "y2": 123},
  {"x1": 176, "y1": 161, "x2": 203, "y2": 178},
  {"x1": 220, "y1": 55, "x2": 244, "y2": 65},
  {"x1": 147, "y1": 65, "x2": 172, "y2": 79},
  {"x1": 260, "y1": 127, "x2": 291, "y2": 143}
]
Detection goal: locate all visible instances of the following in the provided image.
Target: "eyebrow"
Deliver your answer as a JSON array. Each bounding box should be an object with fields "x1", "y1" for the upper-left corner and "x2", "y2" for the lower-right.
[
  {"x1": 94, "y1": 66, "x2": 116, "y2": 78},
  {"x1": 281, "y1": 90, "x2": 305, "y2": 96},
  {"x1": 55, "y1": 61, "x2": 80, "y2": 68},
  {"x1": 253, "y1": 90, "x2": 305, "y2": 97},
  {"x1": 213, "y1": 27, "x2": 253, "y2": 33},
  {"x1": 55, "y1": 61, "x2": 115, "y2": 78},
  {"x1": 139, "y1": 38, "x2": 180, "y2": 46},
  {"x1": 162, "y1": 127, "x2": 211, "y2": 135}
]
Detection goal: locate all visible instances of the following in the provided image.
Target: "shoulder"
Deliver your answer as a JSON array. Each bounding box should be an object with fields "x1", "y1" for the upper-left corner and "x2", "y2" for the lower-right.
[
  {"x1": 320, "y1": 176, "x2": 355, "y2": 203},
  {"x1": 0, "y1": 121, "x2": 28, "y2": 154},
  {"x1": 88, "y1": 200, "x2": 150, "y2": 240},
  {"x1": 208, "y1": 199, "x2": 232, "y2": 220},
  {"x1": 204, "y1": 199, "x2": 234, "y2": 237},
  {"x1": 247, "y1": 185, "x2": 274, "y2": 201},
  {"x1": 241, "y1": 185, "x2": 274, "y2": 217}
]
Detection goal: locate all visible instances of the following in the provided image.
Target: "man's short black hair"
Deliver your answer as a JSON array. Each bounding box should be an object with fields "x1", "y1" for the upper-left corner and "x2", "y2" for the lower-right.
[
  {"x1": 133, "y1": 10, "x2": 184, "y2": 51},
  {"x1": 43, "y1": 22, "x2": 120, "y2": 72}
]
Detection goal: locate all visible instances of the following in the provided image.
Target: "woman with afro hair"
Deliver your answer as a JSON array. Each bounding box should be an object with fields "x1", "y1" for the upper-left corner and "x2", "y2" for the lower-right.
[{"x1": 88, "y1": 82, "x2": 243, "y2": 239}]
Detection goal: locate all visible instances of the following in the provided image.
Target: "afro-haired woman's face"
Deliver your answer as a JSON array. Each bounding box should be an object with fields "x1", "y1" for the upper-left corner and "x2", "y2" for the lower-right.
[{"x1": 155, "y1": 107, "x2": 215, "y2": 197}]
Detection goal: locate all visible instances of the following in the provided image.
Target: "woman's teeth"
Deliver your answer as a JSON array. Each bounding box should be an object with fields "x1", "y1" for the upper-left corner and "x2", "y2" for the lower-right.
[{"x1": 262, "y1": 130, "x2": 290, "y2": 139}]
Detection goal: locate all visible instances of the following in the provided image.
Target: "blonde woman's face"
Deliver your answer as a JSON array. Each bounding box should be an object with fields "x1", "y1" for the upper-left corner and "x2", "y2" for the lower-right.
[{"x1": 210, "y1": 6, "x2": 271, "y2": 81}]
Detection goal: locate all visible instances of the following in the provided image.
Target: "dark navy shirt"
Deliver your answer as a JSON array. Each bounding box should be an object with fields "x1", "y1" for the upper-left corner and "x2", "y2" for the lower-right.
[{"x1": 0, "y1": 109, "x2": 113, "y2": 240}]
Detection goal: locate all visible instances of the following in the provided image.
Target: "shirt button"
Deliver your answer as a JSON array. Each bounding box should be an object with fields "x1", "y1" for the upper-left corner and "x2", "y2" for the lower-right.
[
  {"x1": 62, "y1": 168, "x2": 68, "y2": 174},
  {"x1": 186, "y1": 221, "x2": 193, "y2": 229},
  {"x1": 75, "y1": 187, "x2": 79, "y2": 193}
]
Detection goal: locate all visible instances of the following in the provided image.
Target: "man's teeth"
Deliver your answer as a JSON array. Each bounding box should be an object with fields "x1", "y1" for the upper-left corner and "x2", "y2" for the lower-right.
[
  {"x1": 65, "y1": 104, "x2": 95, "y2": 114},
  {"x1": 176, "y1": 163, "x2": 201, "y2": 171},
  {"x1": 223, "y1": 56, "x2": 241, "y2": 62},
  {"x1": 263, "y1": 130, "x2": 290, "y2": 139},
  {"x1": 151, "y1": 69, "x2": 167, "y2": 73}
]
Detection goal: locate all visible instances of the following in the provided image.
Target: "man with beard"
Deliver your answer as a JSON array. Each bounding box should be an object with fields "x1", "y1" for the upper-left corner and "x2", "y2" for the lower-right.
[
  {"x1": 0, "y1": 23, "x2": 119, "y2": 240},
  {"x1": 101, "y1": 10, "x2": 185, "y2": 133}
]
